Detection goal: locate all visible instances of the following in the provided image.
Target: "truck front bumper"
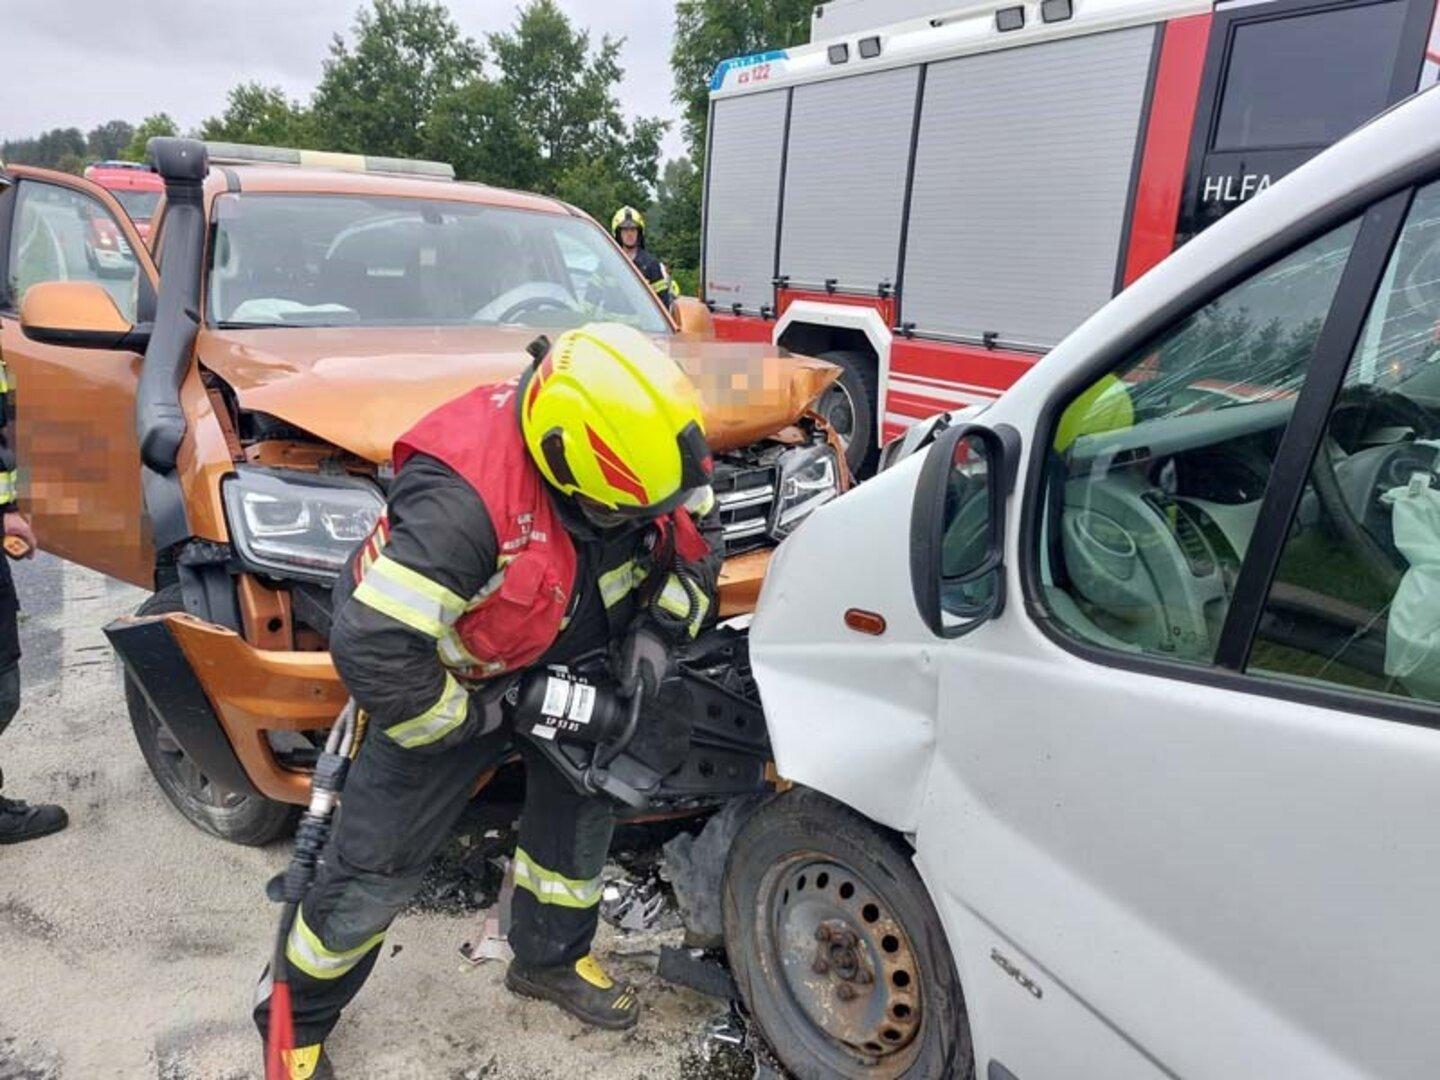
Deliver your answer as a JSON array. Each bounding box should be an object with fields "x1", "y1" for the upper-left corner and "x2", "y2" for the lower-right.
[{"x1": 106, "y1": 550, "x2": 774, "y2": 806}]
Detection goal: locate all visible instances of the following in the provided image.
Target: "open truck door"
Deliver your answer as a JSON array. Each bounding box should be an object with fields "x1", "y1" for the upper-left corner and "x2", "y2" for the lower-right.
[{"x1": 0, "y1": 165, "x2": 159, "y2": 585}]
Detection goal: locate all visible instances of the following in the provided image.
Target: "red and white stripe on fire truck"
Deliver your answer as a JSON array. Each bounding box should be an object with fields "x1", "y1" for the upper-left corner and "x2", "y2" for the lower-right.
[{"x1": 703, "y1": 0, "x2": 1440, "y2": 448}]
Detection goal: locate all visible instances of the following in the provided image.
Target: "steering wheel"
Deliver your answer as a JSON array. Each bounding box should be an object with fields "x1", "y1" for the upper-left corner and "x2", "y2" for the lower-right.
[
  {"x1": 472, "y1": 283, "x2": 582, "y2": 324},
  {"x1": 1310, "y1": 385, "x2": 1438, "y2": 590}
]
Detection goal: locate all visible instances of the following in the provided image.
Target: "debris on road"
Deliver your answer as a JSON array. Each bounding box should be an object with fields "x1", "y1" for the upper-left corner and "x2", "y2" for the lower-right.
[
  {"x1": 659, "y1": 946, "x2": 737, "y2": 1001},
  {"x1": 601, "y1": 869, "x2": 675, "y2": 932},
  {"x1": 459, "y1": 854, "x2": 516, "y2": 966}
]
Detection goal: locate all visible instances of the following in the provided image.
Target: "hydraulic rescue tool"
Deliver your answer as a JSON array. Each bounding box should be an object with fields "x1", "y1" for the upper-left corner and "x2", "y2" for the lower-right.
[{"x1": 265, "y1": 700, "x2": 363, "y2": 1080}]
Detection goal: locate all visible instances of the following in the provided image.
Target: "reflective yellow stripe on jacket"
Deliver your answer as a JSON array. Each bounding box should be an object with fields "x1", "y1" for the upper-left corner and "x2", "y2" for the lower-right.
[
  {"x1": 656, "y1": 573, "x2": 709, "y2": 638},
  {"x1": 383, "y1": 672, "x2": 469, "y2": 748},
  {"x1": 598, "y1": 559, "x2": 649, "y2": 610},
  {"x1": 352, "y1": 554, "x2": 465, "y2": 639},
  {"x1": 512, "y1": 846, "x2": 603, "y2": 909},
  {"x1": 0, "y1": 471, "x2": 17, "y2": 506},
  {"x1": 285, "y1": 907, "x2": 385, "y2": 981},
  {"x1": 685, "y1": 485, "x2": 716, "y2": 517}
]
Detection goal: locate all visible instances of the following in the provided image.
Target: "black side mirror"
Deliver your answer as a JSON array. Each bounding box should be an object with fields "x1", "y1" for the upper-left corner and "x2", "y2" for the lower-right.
[{"x1": 909, "y1": 422, "x2": 1021, "y2": 637}]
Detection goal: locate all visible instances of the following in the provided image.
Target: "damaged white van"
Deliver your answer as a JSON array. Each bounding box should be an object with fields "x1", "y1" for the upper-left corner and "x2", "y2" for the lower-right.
[{"x1": 734, "y1": 85, "x2": 1440, "y2": 1079}]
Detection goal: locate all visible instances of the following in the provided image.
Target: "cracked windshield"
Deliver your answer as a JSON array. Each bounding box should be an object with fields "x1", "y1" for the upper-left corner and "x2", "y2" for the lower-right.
[{"x1": 206, "y1": 193, "x2": 670, "y2": 333}]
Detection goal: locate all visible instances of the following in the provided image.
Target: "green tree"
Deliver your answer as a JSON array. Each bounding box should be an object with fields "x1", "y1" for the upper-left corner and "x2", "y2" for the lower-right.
[
  {"x1": 86, "y1": 120, "x2": 135, "y2": 161},
  {"x1": 1, "y1": 127, "x2": 87, "y2": 170},
  {"x1": 122, "y1": 114, "x2": 179, "y2": 162},
  {"x1": 648, "y1": 155, "x2": 702, "y2": 281},
  {"x1": 485, "y1": 0, "x2": 664, "y2": 222},
  {"x1": 312, "y1": 0, "x2": 482, "y2": 158},
  {"x1": 425, "y1": 76, "x2": 541, "y2": 190},
  {"x1": 671, "y1": 0, "x2": 812, "y2": 156},
  {"x1": 201, "y1": 83, "x2": 317, "y2": 147}
]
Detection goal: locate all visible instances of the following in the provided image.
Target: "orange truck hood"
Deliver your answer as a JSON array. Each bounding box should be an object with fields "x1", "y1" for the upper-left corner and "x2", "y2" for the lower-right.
[{"x1": 196, "y1": 326, "x2": 838, "y2": 462}]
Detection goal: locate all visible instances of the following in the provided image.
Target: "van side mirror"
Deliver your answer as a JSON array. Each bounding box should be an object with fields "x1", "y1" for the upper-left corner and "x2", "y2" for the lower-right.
[
  {"x1": 20, "y1": 281, "x2": 150, "y2": 351},
  {"x1": 910, "y1": 422, "x2": 1021, "y2": 637},
  {"x1": 673, "y1": 295, "x2": 716, "y2": 339}
]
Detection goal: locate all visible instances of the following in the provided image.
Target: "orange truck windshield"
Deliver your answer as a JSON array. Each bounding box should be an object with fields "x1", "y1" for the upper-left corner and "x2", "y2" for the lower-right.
[{"x1": 205, "y1": 192, "x2": 669, "y2": 333}]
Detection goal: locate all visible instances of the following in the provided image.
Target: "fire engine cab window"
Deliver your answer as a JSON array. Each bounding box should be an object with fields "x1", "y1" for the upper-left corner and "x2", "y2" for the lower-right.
[
  {"x1": 6, "y1": 181, "x2": 139, "y2": 322},
  {"x1": 1250, "y1": 181, "x2": 1440, "y2": 706},
  {"x1": 1212, "y1": 1, "x2": 1408, "y2": 152},
  {"x1": 1037, "y1": 219, "x2": 1359, "y2": 662}
]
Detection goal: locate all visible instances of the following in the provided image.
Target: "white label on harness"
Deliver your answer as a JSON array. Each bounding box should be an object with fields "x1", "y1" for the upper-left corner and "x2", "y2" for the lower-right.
[
  {"x1": 541, "y1": 676, "x2": 570, "y2": 718},
  {"x1": 532, "y1": 723, "x2": 558, "y2": 741},
  {"x1": 566, "y1": 682, "x2": 596, "y2": 724}
]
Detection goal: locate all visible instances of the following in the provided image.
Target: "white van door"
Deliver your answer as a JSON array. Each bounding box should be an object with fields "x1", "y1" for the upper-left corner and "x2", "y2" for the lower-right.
[{"x1": 912, "y1": 179, "x2": 1440, "y2": 1079}]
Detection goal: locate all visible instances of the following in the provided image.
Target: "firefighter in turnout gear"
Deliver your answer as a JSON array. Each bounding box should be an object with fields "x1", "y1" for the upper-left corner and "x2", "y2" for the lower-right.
[
  {"x1": 612, "y1": 206, "x2": 680, "y2": 308},
  {"x1": 253, "y1": 323, "x2": 722, "y2": 1078},
  {"x1": 0, "y1": 326, "x2": 63, "y2": 845}
]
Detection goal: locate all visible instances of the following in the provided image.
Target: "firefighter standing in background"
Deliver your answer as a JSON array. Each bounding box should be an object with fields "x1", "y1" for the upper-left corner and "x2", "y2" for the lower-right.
[
  {"x1": 0, "y1": 326, "x2": 65, "y2": 845},
  {"x1": 612, "y1": 206, "x2": 680, "y2": 308},
  {"x1": 254, "y1": 323, "x2": 721, "y2": 1080}
]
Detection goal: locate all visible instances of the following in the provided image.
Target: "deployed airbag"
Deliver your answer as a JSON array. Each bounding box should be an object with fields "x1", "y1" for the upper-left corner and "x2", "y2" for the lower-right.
[{"x1": 1383, "y1": 472, "x2": 1440, "y2": 700}]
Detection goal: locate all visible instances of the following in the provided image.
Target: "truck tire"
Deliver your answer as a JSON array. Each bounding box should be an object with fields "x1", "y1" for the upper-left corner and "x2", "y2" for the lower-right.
[
  {"x1": 124, "y1": 585, "x2": 297, "y2": 846},
  {"x1": 817, "y1": 349, "x2": 880, "y2": 478},
  {"x1": 723, "y1": 787, "x2": 974, "y2": 1079}
]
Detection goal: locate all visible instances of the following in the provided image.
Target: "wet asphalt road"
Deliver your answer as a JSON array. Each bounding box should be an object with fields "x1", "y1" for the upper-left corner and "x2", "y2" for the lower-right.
[{"x1": 0, "y1": 554, "x2": 738, "y2": 1080}]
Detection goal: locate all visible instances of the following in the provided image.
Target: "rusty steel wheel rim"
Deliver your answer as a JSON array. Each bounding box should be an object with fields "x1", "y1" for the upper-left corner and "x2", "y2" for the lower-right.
[{"x1": 761, "y1": 856, "x2": 923, "y2": 1066}]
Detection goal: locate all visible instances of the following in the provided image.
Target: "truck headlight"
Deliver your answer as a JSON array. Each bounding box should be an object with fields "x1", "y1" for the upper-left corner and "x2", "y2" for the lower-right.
[
  {"x1": 222, "y1": 467, "x2": 384, "y2": 581},
  {"x1": 769, "y1": 445, "x2": 839, "y2": 539}
]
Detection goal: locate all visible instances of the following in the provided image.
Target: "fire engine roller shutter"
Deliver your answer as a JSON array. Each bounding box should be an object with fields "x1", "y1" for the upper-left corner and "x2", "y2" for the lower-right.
[
  {"x1": 778, "y1": 67, "x2": 920, "y2": 291},
  {"x1": 901, "y1": 26, "x2": 1157, "y2": 349},
  {"x1": 704, "y1": 90, "x2": 789, "y2": 314}
]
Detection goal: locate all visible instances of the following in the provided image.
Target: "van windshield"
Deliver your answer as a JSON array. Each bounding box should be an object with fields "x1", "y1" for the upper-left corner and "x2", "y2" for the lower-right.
[{"x1": 205, "y1": 193, "x2": 669, "y2": 334}]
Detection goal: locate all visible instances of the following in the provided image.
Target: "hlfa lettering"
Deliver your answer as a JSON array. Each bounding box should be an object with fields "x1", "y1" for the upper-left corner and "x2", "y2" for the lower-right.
[{"x1": 1202, "y1": 173, "x2": 1273, "y2": 203}]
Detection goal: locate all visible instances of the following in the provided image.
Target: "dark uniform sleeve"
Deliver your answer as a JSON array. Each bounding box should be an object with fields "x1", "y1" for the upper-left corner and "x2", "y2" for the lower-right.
[
  {"x1": 635, "y1": 249, "x2": 679, "y2": 308},
  {"x1": 329, "y1": 453, "x2": 497, "y2": 747}
]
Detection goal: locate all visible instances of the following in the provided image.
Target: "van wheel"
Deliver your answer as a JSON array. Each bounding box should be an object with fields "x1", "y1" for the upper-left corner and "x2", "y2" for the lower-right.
[
  {"x1": 723, "y1": 788, "x2": 973, "y2": 1079},
  {"x1": 817, "y1": 350, "x2": 880, "y2": 478},
  {"x1": 124, "y1": 585, "x2": 297, "y2": 846}
]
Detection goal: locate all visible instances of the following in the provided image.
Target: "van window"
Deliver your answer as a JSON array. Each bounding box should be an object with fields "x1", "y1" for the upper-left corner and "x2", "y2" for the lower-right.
[
  {"x1": 6, "y1": 181, "x2": 140, "y2": 322},
  {"x1": 1249, "y1": 180, "x2": 1440, "y2": 703},
  {"x1": 1212, "y1": 1, "x2": 1408, "y2": 153},
  {"x1": 1036, "y1": 219, "x2": 1360, "y2": 662}
]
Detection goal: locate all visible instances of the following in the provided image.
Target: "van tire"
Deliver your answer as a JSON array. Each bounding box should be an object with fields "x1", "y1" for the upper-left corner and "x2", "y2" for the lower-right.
[
  {"x1": 817, "y1": 349, "x2": 880, "y2": 478},
  {"x1": 723, "y1": 787, "x2": 973, "y2": 1079},
  {"x1": 124, "y1": 585, "x2": 298, "y2": 847}
]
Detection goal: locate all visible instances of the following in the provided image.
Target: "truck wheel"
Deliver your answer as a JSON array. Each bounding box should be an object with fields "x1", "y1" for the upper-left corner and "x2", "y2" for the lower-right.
[
  {"x1": 723, "y1": 788, "x2": 973, "y2": 1079},
  {"x1": 124, "y1": 585, "x2": 297, "y2": 846},
  {"x1": 816, "y1": 350, "x2": 880, "y2": 478}
]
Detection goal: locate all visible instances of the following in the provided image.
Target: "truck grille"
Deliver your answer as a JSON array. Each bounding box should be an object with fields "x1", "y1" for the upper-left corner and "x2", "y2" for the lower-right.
[{"x1": 713, "y1": 464, "x2": 777, "y2": 556}]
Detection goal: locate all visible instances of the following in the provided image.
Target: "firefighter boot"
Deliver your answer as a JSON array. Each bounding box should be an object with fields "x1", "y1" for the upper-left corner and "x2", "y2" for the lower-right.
[
  {"x1": 283, "y1": 1044, "x2": 334, "y2": 1079},
  {"x1": 0, "y1": 768, "x2": 67, "y2": 844},
  {"x1": 505, "y1": 954, "x2": 640, "y2": 1030}
]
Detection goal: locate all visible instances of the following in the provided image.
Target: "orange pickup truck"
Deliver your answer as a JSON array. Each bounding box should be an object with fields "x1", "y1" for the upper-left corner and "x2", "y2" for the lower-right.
[{"x1": 0, "y1": 140, "x2": 843, "y2": 844}]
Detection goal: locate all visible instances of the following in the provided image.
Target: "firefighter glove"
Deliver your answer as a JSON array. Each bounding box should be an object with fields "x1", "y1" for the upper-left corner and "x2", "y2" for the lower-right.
[{"x1": 612, "y1": 624, "x2": 672, "y2": 700}]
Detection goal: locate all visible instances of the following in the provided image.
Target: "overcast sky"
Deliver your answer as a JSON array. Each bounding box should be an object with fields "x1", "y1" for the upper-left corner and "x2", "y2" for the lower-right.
[{"x1": 0, "y1": 0, "x2": 685, "y2": 160}]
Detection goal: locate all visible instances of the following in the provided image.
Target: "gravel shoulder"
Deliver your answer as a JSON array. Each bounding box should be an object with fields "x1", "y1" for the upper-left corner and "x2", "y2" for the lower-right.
[{"x1": 0, "y1": 556, "x2": 732, "y2": 1080}]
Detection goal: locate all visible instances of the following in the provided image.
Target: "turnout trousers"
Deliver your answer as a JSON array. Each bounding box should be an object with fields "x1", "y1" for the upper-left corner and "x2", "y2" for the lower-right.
[{"x1": 253, "y1": 726, "x2": 617, "y2": 1047}]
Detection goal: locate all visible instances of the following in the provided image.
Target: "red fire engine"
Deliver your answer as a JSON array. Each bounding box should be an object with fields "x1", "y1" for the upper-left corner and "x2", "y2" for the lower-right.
[{"x1": 701, "y1": 0, "x2": 1440, "y2": 471}]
